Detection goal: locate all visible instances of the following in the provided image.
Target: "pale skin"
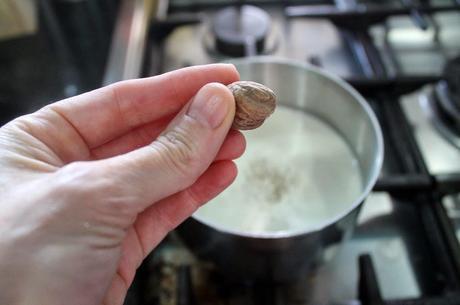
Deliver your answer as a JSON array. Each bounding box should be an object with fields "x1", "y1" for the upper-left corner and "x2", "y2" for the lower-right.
[{"x1": 0, "y1": 64, "x2": 245, "y2": 305}]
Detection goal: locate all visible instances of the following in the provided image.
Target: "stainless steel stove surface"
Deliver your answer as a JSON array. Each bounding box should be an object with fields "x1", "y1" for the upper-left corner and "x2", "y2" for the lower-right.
[
  {"x1": 401, "y1": 89, "x2": 460, "y2": 174},
  {"x1": 160, "y1": 9, "x2": 357, "y2": 77},
  {"x1": 129, "y1": 193, "x2": 422, "y2": 305},
  {"x1": 105, "y1": 1, "x2": 460, "y2": 305}
]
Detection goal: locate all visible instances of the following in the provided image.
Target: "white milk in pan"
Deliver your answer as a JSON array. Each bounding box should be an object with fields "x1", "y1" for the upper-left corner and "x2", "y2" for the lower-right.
[{"x1": 194, "y1": 105, "x2": 363, "y2": 234}]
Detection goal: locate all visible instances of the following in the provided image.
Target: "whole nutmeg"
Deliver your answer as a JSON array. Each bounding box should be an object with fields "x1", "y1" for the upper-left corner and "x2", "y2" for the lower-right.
[{"x1": 227, "y1": 81, "x2": 276, "y2": 130}]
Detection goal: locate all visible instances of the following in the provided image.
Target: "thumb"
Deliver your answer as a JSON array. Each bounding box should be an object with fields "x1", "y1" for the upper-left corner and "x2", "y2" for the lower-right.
[{"x1": 98, "y1": 82, "x2": 235, "y2": 210}]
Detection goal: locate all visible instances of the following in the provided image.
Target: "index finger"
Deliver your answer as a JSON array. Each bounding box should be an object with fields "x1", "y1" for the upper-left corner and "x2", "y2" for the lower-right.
[{"x1": 48, "y1": 64, "x2": 239, "y2": 149}]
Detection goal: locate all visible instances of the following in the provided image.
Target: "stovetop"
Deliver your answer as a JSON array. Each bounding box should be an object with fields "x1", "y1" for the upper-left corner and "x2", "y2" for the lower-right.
[{"x1": 106, "y1": 1, "x2": 460, "y2": 304}]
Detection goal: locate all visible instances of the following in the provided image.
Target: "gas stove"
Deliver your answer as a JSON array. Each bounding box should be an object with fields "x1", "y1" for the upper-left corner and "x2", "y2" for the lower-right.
[{"x1": 104, "y1": 1, "x2": 460, "y2": 304}]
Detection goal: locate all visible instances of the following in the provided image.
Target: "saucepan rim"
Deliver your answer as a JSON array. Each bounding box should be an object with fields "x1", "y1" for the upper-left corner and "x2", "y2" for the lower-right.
[{"x1": 192, "y1": 56, "x2": 384, "y2": 239}]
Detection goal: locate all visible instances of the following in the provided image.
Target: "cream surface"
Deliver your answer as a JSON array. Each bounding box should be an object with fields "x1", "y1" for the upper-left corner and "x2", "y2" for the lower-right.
[{"x1": 194, "y1": 106, "x2": 363, "y2": 234}]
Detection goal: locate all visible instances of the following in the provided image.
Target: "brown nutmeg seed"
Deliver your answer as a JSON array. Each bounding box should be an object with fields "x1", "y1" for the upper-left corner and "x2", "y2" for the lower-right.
[{"x1": 228, "y1": 81, "x2": 277, "y2": 130}]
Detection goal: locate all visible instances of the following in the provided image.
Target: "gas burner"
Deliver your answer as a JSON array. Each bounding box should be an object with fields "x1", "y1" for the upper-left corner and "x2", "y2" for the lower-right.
[
  {"x1": 422, "y1": 82, "x2": 460, "y2": 150},
  {"x1": 435, "y1": 81, "x2": 460, "y2": 127},
  {"x1": 444, "y1": 56, "x2": 460, "y2": 104},
  {"x1": 421, "y1": 56, "x2": 460, "y2": 150},
  {"x1": 205, "y1": 5, "x2": 276, "y2": 57}
]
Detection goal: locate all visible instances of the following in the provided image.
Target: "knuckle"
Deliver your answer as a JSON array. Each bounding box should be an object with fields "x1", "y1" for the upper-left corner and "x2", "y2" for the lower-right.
[
  {"x1": 183, "y1": 188, "x2": 204, "y2": 212},
  {"x1": 153, "y1": 204, "x2": 178, "y2": 233},
  {"x1": 153, "y1": 128, "x2": 201, "y2": 180}
]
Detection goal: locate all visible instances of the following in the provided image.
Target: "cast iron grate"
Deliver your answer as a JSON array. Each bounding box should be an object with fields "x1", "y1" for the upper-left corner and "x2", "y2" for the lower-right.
[{"x1": 125, "y1": 1, "x2": 460, "y2": 304}]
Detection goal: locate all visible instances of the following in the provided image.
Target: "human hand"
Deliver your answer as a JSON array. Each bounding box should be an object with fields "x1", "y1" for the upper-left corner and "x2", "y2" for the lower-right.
[{"x1": 0, "y1": 64, "x2": 243, "y2": 305}]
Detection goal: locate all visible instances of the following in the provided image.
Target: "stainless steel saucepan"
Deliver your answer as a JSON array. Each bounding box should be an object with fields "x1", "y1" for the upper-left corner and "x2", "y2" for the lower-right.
[{"x1": 177, "y1": 57, "x2": 384, "y2": 282}]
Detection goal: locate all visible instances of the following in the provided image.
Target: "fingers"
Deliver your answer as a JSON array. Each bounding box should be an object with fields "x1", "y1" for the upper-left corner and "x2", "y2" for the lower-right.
[
  {"x1": 90, "y1": 114, "x2": 174, "y2": 159},
  {"x1": 91, "y1": 124, "x2": 246, "y2": 161},
  {"x1": 134, "y1": 160, "x2": 237, "y2": 258},
  {"x1": 96, "y1": 83, "x2": 236, "y2": 210},
  {"x1": 47, "y1": 64, "x2": 239, "y2": 149},
  {"x1": 214, "y1": 129, "x2": 246, "y2": 161},
  {"x1": 102, "y1": 273, "x2": 127, "y2": 305},
  {"x1": 102, "y1": 160, "x2": 237, "y2": 305}
]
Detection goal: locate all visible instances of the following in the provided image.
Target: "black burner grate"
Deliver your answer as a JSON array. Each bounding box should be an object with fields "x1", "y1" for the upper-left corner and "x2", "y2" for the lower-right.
[{"x1": 125, "y1": 1, "x2": 460, "y2": 304}]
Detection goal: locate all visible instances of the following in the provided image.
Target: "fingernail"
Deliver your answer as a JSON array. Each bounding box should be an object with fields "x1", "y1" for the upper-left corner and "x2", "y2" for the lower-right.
[{"x1": 187, "y1": 84, "x2": 229, "y2": 129}]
